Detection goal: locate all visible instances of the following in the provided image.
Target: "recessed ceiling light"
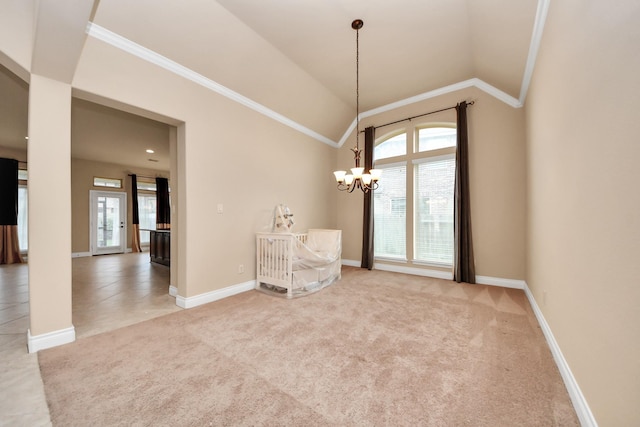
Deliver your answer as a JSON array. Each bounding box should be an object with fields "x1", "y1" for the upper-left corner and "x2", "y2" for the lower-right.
[
  {"x1": 24, "y1": 136, "x2": 29, "y2": 141},
  {"x1": 148, "y1": 158, "x2": 159, "y2": 162},
  {"x1": 146, "y1": 149, "x2": 155, "y2": 153}
]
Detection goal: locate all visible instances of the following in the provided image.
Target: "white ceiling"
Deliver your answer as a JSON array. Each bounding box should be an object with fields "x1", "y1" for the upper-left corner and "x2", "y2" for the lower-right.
[
  {"x1": 92, "y1": 0, "x2": 539, "y2": 111},
  {"x1": 215, "y1": 0, "x2": 538, "y2": 109},
  {"x1": 0, "y1": 62, "x2": 28, "y2": 151},
  {"x1": 0, "y1": 0, "x2": 542, "y2": 168}
]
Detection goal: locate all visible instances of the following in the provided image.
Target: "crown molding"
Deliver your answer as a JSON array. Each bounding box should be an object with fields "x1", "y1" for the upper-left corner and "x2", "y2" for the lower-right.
[
  {"x1": 87, "y1": 0, "x2": 549, "y2": 150},
  {"x1": 366, "y1": 79, "x2": 521, "y2": 119},
  {"x1": 519, "y1": 0, "x2": 551, "y2": 105},
  {"x1": 336, "y1": 78, "x2": 521, "y2": 148},
  {"x1": 86, "y1": 23, "x2": 338, "y2": 148}
]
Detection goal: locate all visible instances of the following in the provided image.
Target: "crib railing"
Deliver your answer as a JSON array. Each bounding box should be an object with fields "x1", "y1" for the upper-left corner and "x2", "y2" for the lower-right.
[{"x1": 256, "y1": 233, "x2": 307, "y2": 296}]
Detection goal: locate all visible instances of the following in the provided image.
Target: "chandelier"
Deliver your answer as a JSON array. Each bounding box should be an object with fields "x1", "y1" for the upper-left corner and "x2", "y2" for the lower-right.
[{"x1": 333, "y1": 19, "x2": 381, "y2": 193}]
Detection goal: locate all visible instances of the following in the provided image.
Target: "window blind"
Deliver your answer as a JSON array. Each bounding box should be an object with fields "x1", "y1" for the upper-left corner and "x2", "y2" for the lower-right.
[
  {"x1": 414, "y1": 155, "x2": 455, "y2": 264},
  {"x1": 374, "y1": 163, "x2": 407, "y2": 259}
]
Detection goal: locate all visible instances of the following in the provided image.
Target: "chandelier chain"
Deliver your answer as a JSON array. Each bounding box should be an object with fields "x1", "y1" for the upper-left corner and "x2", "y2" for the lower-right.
[
  {"x1": 332, "y1": 19, "x2": 381, "y2": 193},
  {"x1": 356, "y1": 26, "x2": 360, "y2": 152}
]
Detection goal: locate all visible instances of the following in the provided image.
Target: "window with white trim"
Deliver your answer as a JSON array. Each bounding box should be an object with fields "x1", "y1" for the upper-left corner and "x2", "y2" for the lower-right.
[
  {"x1": 374, "y1": 124, "x2": 456, "y2": 266},
  {"x1": 374, "y1": 162, "x2": 406, "y2": 259},
  {"x1": 93, "y1": 177, "x2": 122, "y2": 188},
  {"x1": 413, "y1": 154, "x2": 455, "y2": 264}
]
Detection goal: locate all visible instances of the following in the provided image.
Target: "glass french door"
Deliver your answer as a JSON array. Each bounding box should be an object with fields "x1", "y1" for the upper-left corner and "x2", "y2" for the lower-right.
[{"x1": 90, "y1": 191, "x2": 127, "y2": 255}]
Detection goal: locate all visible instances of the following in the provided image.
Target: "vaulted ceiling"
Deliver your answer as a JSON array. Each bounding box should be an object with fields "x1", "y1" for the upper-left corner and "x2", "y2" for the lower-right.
[
  {"x1": 92, "y1": 0, "x2": 541, "y2": 111},
  {"x1": 0, "y1": 0, "x2": 544, "y2": 168},
  {"x1": 216, "y1": 0, "x2": 539, "y2": 109}
]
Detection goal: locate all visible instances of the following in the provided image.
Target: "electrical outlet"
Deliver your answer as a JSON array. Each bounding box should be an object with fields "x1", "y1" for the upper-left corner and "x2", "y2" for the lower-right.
[{"x1": 238, "y1": 264, "x2": 244, "y2": 274}]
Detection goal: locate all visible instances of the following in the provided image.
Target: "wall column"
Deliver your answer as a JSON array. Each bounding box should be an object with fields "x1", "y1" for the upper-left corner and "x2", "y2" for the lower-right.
[
  {"x1": 169, "y1": 125, "x2": 179, "y2": 295},
  {"x1": 27, "y1": 74, "x2": 74, "y2": 352},
  {"x1": 175, "y1": 123, "x2": 187, "y2": 300}
]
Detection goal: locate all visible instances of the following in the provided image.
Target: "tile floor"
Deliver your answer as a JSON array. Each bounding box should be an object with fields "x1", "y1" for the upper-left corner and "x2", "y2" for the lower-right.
[{"x1": 0, "y1": 252, "x2": 181, "y2": 426}]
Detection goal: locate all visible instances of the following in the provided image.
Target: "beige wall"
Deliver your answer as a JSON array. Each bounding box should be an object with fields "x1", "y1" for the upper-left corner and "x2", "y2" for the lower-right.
[
  {"x1": 71, "y1": 158, "x2": 168, "y2": 253},
  {"x1": 0, "y1": 0, "x2": 33, "y2": 77},
  {"x1": 1, "y1": 4, "x2": 340, "y2": 339},
  {"x1": 0, "y1": 62, "x2": 28, "y2": 147},
  {"x1": 337, "y1": 86, "x2": 527, "y2": 281},
  {"x1": 0, "y1": 146, "x2": 27, "y2": 162},
  {"x1": 526, "y1": 0, "x2": 640, "y2": 425},
  {"x1": 72, "y1": 36, "x2": 337, "y2": 299},
  {"x1": 71, "y1": 97, "x2": 173, "y2": 171}
]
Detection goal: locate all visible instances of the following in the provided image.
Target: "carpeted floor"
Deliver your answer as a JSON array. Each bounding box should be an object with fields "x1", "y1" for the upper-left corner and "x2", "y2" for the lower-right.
[{"x1": 38, "y1": 267, "x2": 579, "y2": 426}]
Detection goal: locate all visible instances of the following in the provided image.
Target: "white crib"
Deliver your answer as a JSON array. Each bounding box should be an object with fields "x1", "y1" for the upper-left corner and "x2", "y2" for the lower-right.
[{"x1": 256, "y1": 229, "x2": 342, "y2": 298}]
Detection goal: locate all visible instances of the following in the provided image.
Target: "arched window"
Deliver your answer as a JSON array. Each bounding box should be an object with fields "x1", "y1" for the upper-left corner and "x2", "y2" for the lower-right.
[
  {"x1": 417, "y1": 126, "x2": 456, "y2": 152},
  {"x1": 374, "y1": 131, "x2": 406, "y2": 160},
  {"x1": 373, "y1": 123, "x2": 456, "y2": 266}
]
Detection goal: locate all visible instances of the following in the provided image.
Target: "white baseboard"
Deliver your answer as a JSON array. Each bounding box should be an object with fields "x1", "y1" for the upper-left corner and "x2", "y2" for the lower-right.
[
  {"x1": 73, "y1": 249, "x2": 134, "y2": 258},
  {"x1": 72, "y1": 252, "x2": 91, "y2": 258},
  {"x1": 175, "y1": 280, "x2": 255, "y2": 309},
  {"x1": 342, "y1": 259, "x2": 360, "y2": 267},
  {"x1": 344, "y1": 258, "x2": 453, "y2": 280},
  {"x1": 373, "y1": 262, "x2": 453, "y2": 280},
  {"x1": 169, "y1": 285, "x2": 178, "y2": 297},
  {"x1": 345, "y1": 260, "x2": 526, "y2": 290},
  {"x1": 476, "y1": 275, "x2": 526, "y2": 289},
  {"x1": 27, "y1": 326, "x2": 76, "y2": 353},
  {"x1": 522, "y1": 282, "x2": 597, "y2": 427}
]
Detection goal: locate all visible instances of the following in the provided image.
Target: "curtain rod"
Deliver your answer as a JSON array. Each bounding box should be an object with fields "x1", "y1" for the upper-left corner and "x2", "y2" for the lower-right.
[{"x1": 365, "y1": 100, "x2": 474, "y2": 132}]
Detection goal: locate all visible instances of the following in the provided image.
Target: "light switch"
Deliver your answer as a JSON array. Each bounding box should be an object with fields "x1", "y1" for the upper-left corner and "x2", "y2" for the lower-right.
[{"x1": 217, "y1": 203, "x2": 223, "y2": 214}]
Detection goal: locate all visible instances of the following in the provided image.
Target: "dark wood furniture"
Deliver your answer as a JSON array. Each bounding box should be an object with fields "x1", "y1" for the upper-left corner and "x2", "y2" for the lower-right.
[{"x1": 150, "y1": 230, "x2": 170, "y2": 266}]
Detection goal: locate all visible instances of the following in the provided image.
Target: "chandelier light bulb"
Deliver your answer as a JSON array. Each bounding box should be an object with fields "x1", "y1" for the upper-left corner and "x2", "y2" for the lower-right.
[
  {"x1": 345, "y1": 174, "x2": 355, "y2": 185},
  {"x1": 334, "y1": 170, "x2": 347, "y2": 183}
]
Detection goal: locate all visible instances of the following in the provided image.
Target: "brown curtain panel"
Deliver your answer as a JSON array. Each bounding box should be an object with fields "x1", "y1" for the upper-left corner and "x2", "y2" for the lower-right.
[
  {"x1": 0, "y1": 158, "x2": 23, "y2": 264},
  {"x1": 130, "y1": 174, "x2": 142, "y2": 252},
  {"x1": 156, "y1": 177, "x2": 171, "y2": 230},
  {"x1": 453, "y1": 102, "x2": 475, "y2": 283},
  {"x1": 361, "y1": 126, "x2": 375, "y2": 270}
]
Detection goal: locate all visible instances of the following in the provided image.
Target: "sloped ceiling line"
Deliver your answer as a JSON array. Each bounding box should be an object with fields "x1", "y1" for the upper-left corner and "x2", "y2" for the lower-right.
[
  {"x1": 86, "y1": 23, "x2": 338, "y2": 147},
  {"x1": 518, "y1": 0, "x2": 551, "y2": 104},
  {"x1": 87, "y1": 0, "x2": 548, "y2": 148},
  {"x1": 337, "y1": 78, "x2": 522, "y2": 147}
]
